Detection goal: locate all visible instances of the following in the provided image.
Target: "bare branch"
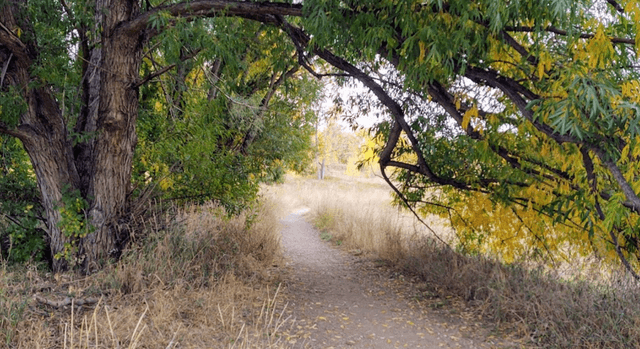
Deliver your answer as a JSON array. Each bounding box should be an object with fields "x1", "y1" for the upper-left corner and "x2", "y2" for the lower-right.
[
  {"x1": 380, "y1": 163, "x2": 453, "y2": 249},
  {"x1": 134, "y1": 49, "x2": 200, "y2": 88},
  {"x1": 609, "y1": 229, "x2": 640, "y2": 281}
]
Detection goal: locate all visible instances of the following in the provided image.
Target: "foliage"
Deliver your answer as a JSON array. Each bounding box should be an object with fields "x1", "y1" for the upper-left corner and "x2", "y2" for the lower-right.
[
  {"x1": 0, "y1": 136, "x2": 44, "y2": 263},
  {"x1": 134, "y1": 18, "x2": 319, "y2": 212},
  {"x1": 4, "y1": 0, "x2": 640, "y2": 276},
  {"x1": 297, "y1": 0, "x2": 640, "y2": 271},
  {"x1": 53, "y1": 187, "x2": 93, "y2": 264},
  {"x1": 0, "y1": 2, "x2": 318, "y2": 268}
]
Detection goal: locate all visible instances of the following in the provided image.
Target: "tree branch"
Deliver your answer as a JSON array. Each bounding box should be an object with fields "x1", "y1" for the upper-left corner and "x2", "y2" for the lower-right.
[
  {"x1": 463, "y1": 67, "x2": 579, "y2": 145},
  {"x1": 119, "y1": 0, "x2": 303, "y2": 36},
  {"x1": 499, "y1": 30, "x2": 538, "y2": 66},
  {"x1": 0, "y1": 121, "x2": 29, "y2": 139},
  {"x1": 609, "y1": 228, "x2": 640, "y2": 281},
  {"x1": 0, "y1": 20, "x2": 29, "y2": 61},
  {"x1": 240, "y1": 63, "x2": 300, "y2": 153},
  {"x1": 607, "y1": 0, "x2": 625, "y2": 13},
  {"x1": 134, "y1": 49, "x2": 200, "y2": 88},
  {"x1": 599, "y1": 154, "x2": 640, "y2": 214},
  {"x1": 503, "y1": 25, "x2": 634, "y2": 45},
  {"x1": 0, "y1": 52, "x2": 11, "y2": 87}
]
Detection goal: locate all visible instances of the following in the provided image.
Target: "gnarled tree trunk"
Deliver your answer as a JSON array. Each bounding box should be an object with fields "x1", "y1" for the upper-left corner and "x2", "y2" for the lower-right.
[
  {"x1": 79, "y1": 0, "x2": 144, "y2": 271},
  {"x1": 0, "y1": 0, "x2": 144, "y2": 272}
]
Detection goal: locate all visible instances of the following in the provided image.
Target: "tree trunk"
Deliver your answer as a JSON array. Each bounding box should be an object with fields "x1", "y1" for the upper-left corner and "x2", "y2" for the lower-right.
[
  {"x1": 21, "y1": 89, "x2": 82, "y2": 272},
  {"x1": 0, "y1": 0, "x2": 143, "y2": 272},
  {"x1": 79, "y1": 0, "x2": 143, "y2": 271},
  {"x1": 318, "y1": 158, "x2": 325, "y2": 180},
  {"x1": 0, "y1": 2, "x2": 81, "y2": 271}
]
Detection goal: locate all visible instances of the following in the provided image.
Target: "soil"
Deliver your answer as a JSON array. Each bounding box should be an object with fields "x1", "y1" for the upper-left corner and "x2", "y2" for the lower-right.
[{"x1": 278, "y1": 207, "x2": 522, "y2": 349}]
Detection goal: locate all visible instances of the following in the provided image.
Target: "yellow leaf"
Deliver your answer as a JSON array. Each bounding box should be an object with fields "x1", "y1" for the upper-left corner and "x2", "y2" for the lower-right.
[
  {"x1": 537, "y1": 60, "x2": 545, "y2": 80},
  {"x1": 586, "y1": 25, "x2": 614, "y2": 69},
  {"x1": 633, "y1": 141, "x2": 640, "y2": 158},
  {"x1": 461, "y1": 105, "x2": 478, "y2": 130},
  {"x1": 159, "y1": 178, "x2": 173, "y2": 191},
  {"x1": 418, "y1": 41, "x2": 426, "y2": 63},
  {"x1": 621, "y1": 144, "x2": 630, "y2": 162}
]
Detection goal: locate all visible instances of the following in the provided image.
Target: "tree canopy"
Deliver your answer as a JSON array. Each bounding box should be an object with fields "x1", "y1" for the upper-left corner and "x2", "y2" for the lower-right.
[
  {"x1": 300, "y1": 0, "x2": 640, "y2": 273},
  {"x1": 2, "y1": 0, "x2": 640, "y2": 274}
]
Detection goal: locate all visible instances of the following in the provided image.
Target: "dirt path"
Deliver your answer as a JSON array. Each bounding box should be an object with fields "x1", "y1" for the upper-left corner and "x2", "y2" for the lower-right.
[{"x1": 279, "y1": 207, "x2": 516, "y2": 349}]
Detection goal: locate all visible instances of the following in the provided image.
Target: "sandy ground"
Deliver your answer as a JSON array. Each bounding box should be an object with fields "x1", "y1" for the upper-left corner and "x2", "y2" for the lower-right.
[{"x1": 278, "y1": 208, "x2": 521, "y2": 349}]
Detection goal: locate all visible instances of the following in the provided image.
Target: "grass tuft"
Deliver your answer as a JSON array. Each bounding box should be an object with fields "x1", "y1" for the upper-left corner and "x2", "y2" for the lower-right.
[{"x1": 0, "y1": 198, "x2": 293, "y2": 348}]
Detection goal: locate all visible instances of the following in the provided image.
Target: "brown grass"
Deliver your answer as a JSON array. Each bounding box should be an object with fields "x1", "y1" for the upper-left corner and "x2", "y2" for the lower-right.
[
  {"x1": 267, "y1": 175, "x2": 640, "y2": 349},
  {"x1": 0, "y1": 199, "x2": 296, "y2": 348}
]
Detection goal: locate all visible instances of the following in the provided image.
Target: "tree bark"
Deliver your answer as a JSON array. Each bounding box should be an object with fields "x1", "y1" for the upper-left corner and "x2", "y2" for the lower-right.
[{"x1": 79, "y1": 0, "x2": 144, "y2": 271}]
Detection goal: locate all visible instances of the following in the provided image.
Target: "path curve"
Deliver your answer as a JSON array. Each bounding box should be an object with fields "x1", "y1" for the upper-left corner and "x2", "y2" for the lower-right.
[{"x1": 279, "y1": 208, "x2": 510, "y2": 349}]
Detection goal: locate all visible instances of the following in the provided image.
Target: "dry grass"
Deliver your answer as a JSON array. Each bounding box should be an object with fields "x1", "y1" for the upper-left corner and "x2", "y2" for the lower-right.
[
  {"x1": 265, "y1": 174, "x2": 451, "y2": 259},
  {"x1": 0, "y1": 199, "x2": 296, "y2": 348},
  {"x1": 267, "y1": 175, "x2": 640, "y2": 349}
]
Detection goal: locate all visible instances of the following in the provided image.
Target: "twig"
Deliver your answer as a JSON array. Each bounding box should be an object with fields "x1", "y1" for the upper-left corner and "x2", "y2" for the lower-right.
[
  {"x1": 609, "y1": 229, "x2": 640, "y2": 281},
  {"x1": 510, "y1": 207, "x2": 559, "y2": 267},
  {"x1": 33, "y1": 294, "x2": 100, "y2": 308},
  {"x1": 0, "y1": 52, "x2": 12, "y2": 87},
  {"x1": 134, "y1": 49, "x2": 201, "y2": 88},
  {"x1": 0, "y1": 52, "x2": 13, "y2": 88},
  {"x1": 380, "y1": 163, "x2": 452, "y2": 249}
]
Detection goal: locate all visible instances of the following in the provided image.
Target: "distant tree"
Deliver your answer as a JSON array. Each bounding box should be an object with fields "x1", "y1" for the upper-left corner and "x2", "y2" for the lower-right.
[{"x1": 316, "y1": 118, "x2": 361, "y2": 175}]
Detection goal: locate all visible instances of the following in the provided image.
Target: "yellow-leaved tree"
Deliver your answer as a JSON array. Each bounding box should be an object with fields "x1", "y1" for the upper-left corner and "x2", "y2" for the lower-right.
[{"x1": 284, "y1": 0, "x2": 640, "y2": 276}]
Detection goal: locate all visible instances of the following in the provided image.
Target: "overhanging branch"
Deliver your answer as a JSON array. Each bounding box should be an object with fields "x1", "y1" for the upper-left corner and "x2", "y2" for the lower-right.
[{"x1": 119, "y1": 0, "x2": 303, "y2": 36}]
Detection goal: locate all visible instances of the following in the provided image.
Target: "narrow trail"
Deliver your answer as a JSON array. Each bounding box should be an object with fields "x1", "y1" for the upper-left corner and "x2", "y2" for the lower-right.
[{"x1": 279, "y1": 208, "x2": 515, "y2": 349}]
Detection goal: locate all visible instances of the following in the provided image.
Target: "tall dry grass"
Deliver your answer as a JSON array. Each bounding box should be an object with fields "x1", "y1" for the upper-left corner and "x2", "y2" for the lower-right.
[
  {"x1": 0, "y1": 199, "x2": 296, "y2": 348},
  {"x1": 268, "y1": 175, "x2": 640, "y2": 349}
]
